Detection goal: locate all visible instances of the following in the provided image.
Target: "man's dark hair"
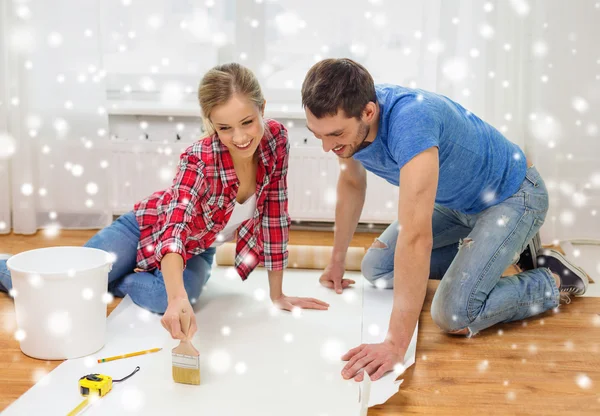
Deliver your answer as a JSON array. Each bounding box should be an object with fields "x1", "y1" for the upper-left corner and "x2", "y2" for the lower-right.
[{"x1": 301, "y1": 58, "x2": 377, "y2": 119}]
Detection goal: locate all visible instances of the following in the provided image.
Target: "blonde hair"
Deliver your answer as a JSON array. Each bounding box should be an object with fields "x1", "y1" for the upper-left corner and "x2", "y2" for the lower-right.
[{"x1": 198, "y1": 63, "x2": 264, "y2": 135}]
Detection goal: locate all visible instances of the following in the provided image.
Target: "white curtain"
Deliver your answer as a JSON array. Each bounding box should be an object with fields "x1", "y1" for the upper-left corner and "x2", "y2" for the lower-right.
[
  {"x1": 1, "y1": 0, "x2": 112, "y2": 235},
  {"x1": 0, "y1": 0, "x2": 598, "y2": 244}
]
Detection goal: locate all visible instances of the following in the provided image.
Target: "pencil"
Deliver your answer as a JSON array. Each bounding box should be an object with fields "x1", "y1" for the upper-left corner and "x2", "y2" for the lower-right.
[{"x1": 97, "y1": 348, "x2": 162, "y2": 363}]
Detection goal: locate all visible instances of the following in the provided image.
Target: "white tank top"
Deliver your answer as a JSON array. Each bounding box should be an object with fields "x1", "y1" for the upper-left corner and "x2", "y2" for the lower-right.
[{"x1": 211, "y1": 194, "x2": 257, "y2": 247}]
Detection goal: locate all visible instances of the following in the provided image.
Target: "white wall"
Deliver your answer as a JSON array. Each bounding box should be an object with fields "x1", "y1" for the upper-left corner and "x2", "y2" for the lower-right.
[{"x1": 1, "y1": 0, "x2": 598, "y2": 242}]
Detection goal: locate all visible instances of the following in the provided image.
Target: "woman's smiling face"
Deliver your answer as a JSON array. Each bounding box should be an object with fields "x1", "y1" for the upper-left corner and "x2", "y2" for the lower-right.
[{"x1": 210, "y1": 94, "x2": 265, "y2": 159}]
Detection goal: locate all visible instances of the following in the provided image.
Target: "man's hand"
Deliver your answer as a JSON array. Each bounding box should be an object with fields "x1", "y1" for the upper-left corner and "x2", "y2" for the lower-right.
[
  {"x1": 341, "y1": 339, "x2": 405, "y2": 382},
  {"x1": 272, "y1": 294, "x2": 330, "y2": 311},
  {"x1": 319, "y1": 263, "x2": 356, "y2": 294}
]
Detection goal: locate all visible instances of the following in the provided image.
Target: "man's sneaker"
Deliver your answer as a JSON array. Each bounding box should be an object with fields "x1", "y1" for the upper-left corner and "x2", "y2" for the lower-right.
[
  {"x1": 537, "y1": 249, "x2": 589, "y2": 296},
  {"x1": 516, "y1": 232, "x2": 542, "y2": 271}
]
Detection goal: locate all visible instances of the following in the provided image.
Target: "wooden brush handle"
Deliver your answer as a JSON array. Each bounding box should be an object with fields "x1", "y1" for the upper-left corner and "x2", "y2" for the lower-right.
[{"x1": 179, "y1": 306, "x2": 192, "y2": 339}]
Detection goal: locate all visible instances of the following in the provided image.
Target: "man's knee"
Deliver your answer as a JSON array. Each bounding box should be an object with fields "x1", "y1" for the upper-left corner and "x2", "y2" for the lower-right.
[
  {"x1": 430, "y1": 295, "x2": 472, "y2": 334},
  {"x1": 361, "y1": 241, "x2": 392, "y2": 287}
]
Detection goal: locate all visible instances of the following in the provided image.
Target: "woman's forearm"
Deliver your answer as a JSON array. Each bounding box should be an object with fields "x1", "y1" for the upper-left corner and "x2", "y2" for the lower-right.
[
  {"x1": 161, "y1": 253, "x2": 187, "y2": 300},
  {"x1": 268, "y1": 269, "x2": 284, "y2": 300}
]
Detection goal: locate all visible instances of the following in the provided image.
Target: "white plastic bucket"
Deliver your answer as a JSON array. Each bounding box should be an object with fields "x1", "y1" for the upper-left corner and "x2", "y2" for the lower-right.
[{"x1": 7, "y1": 246, "x2": 113, "y2": 360}]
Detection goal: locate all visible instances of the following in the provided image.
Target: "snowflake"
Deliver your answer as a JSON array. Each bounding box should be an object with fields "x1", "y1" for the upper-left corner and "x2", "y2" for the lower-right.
[
  {"x1": 559, "y1": 211, "x2": 575, "y2": 226},
  {"x1": 33, "y1": 368, "x2": 51, "y2": 386},
  {"x1": 71, "y1": 164, "x2": 84, "y2": 177},
  {"x1": 221, "y1": 326, "x2": 231, "y2": 336},
  {"x1": 478, "y1": 360, "x2": 489, "y2": 372},
  {"x1": 394, "y1": 363, "x2": 406, "y2": 374},
  {"x1": 161, "y1": 82, "x2": 184, "y2": 105},
  {"x1": 0, "y1": 133, "x2": 16, "y2": 160},
  {"x1": 575, "y1": 374, "x2": 592, "y2": 389},
  {"x1": 572, "y1": 97, "x2": 589, "y2": 113},
  {"x1": 243, "y1": 253, "x2": 256, "y2": 266},
  {"x1": 509, "y1": 0, "x2": 530, "y2": 16},
  {"x1": 106, "y1": 252, "x2": 117, "y2": 264},
  {"x1": 427, "y1": 40, "x2": 444, "y2": 54},
  {"x1": 42, "y1": 224, "x2": 60, "y2": 238},
  {"x1": 292, "y1": 306, "x2": 302, "y2": 318},
  {"x1": 121, "y1": 386, "x2": 145, "y2": 412},
  {"x1": 532, "y1": 40, "x2": 549, "y2": 58},
  {"x1": 284, "y1": 333, "x2": 293, "y2": 343},
  {"x1": 47, "y1": 32, "x2": 63, "y2": 48},
  {"x1": 506, "y1": 391, "x2": 517, "y2": 401},
  {"x1": 321, "y1": 339, "x2": 345, "y2": 362},
  {"x1": 27, "y1": 273, "x2": 43, "y2": 288},
  {"x1": 253, "y1": 288, "x2": 266, "y2": 302},
  {"x1": 82, "y1": 288, "x2": 94, "y2": 300},
  {"x1": 368, "y1": 324, "x2": 380, "y2": 337},
  {"x1": 84, "y1": 356, "x2": 96, "y2": 368},
  {"x1": 528, "y1": 344, "x2": 538, "y2": 354},
  {"x1": 482, "y1": 190, "x2": 496, "y2": 203},
  {"x1": 375, "y1": 279, "x2": 388, "y2": 290},
  {"x1": 324, "y1": 188, "x2": 337, "y2": 206},
  {"x1": 235, "y1": 362, "x2": 248, "y2": 374},
  {"x1": 147, "y1": 14, "x2": 163, "y2": 30},
  {"x1": 14, "y1": 329, "x2": 26, "y2": 341},
  {"x1": 479, "y1": 23, "x2": 495, "y2": 39},
  {"x1": 497, "y1": 215, "x2": 510, "y2": 227},
  {"x1": 498, "y1": 329, "x2": 504, "y2": 336},
  {"x1": 442, "y1": 58, "x2": 468, "y2": 82},
  {"x1": 48, "y1": 310, "x2": 72, "y2": 336},
  {"x1": 208, "y1": 349, "x2": 232, "y2": 374},
  {"x1": 137, "y1": 309, "x2": 151, "y2": 323},
  {"x1": 101, "y1": 292, "x2": 114, "y2": 304},
  {"x1": 342, "y1": 290, "x2": 356, "y2": 303}
]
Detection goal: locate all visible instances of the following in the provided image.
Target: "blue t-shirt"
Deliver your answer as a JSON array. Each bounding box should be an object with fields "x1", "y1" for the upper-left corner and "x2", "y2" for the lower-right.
[{"x1": 353, "y1": 84, "x2": 527, "y2": 214}]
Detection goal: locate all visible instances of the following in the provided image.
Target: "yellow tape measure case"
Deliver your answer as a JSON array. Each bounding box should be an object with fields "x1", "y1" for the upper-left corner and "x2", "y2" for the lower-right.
[{"x1": 78, "y1": 373, "x2": 113, "y2": 397}]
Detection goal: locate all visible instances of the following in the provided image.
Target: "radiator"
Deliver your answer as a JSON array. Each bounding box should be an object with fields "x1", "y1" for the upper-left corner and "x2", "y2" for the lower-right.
[{"x1": 109, "y1": 139, "x2": 399, "y2": 224}]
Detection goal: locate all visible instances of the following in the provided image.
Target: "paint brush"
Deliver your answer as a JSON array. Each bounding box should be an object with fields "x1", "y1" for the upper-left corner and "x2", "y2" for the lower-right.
[{"x1": 171, "y1": 309, "x2": 200, "y2": 385}]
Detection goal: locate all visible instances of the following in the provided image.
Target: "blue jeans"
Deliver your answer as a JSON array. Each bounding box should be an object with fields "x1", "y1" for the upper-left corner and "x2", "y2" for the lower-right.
[
  {"x1": 0, "y1": 211, "x2": 215, "y2": 314},
  {"x1": 361, "y1": 166, "x2": 559, "y2": 336}
]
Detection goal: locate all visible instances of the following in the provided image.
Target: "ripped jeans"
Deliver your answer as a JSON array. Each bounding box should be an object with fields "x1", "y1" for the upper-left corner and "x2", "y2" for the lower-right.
[{"x1": 361, "y1": 166, "x2": 560, "y2": 336}]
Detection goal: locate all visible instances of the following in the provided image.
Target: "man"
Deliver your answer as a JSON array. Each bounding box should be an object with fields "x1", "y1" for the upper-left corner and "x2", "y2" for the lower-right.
[{"x1": 301, "y1": 58, "x2": 589, "y2": 382}]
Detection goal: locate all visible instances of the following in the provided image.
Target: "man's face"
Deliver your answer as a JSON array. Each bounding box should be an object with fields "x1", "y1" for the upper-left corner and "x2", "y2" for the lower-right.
[{"x1": 305, "y1": 109, "x2": 370, "y2": 159}]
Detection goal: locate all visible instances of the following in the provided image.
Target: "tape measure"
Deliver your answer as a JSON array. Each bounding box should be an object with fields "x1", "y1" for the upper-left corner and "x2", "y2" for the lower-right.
[
  {"x1": 78, "y1": 373, "x2": 113, "y2": 398},
  {"x1": 68, "y1": 366, "x2": 140, "y2": 416}
]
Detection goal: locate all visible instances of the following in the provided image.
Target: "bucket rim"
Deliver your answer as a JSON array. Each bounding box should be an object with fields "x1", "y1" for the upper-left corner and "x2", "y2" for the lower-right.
[{"x1": 6, "y1": 246, "x2": 113, "y2": 276}]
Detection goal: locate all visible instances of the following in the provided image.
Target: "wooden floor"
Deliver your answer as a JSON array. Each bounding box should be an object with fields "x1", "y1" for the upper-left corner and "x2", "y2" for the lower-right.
[{"x1": 0, "y1": 230, "x2": 599, "y2": 415}]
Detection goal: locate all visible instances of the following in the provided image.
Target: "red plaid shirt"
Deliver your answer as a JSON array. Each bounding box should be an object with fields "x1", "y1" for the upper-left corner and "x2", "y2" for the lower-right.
[{"x1": 133, "y1": 119, "x2": 290, "y2": 280}]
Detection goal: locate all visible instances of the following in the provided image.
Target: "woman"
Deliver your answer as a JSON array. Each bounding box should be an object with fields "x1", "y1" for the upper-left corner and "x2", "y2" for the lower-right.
[{"x1": 0, "y1": 62, "x2": 328, "y2": 340}]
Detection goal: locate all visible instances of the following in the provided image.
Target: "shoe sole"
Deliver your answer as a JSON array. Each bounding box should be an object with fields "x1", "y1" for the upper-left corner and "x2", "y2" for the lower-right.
[{"x1": 543, "y1": 249, "x2": 589, "y2": 295}]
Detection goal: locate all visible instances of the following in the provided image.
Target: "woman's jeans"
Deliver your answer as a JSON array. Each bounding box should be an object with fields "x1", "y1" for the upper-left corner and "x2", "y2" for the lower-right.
[
  {"x1": 360, "y1": 166, "x2": 559, "y2": 336},
  {"x1": 0, "y1": 211, "x2": 215, "y2": 314}
]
